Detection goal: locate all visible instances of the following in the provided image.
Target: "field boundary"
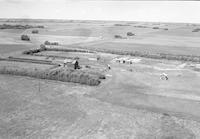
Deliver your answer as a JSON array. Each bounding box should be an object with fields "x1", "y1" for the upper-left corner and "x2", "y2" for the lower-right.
[
  {"x1": 0, "y1": 56, "x2": 57, "y2": 65},
  {"x1": 75, "y1": 46, "x2": 200, "y2": 63}
]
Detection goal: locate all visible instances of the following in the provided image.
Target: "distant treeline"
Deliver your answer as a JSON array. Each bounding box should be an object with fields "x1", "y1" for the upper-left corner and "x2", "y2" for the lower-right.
[
  {"x1": 133, "y1": 25, "x2": 168, "y2": 30},
  {"x1": 114, "y1": 24, "x2": 131, "y2": 26},
  {"x1": 192, "y1": 28, "x2": 200, "y2": 32},
  {"x1": 23, "y1": 48, "x2": 44, "y2": 55},
  {"x1": 77, "y1": 47, "x2": 200, "y2": 63},
  {"x1": 134, "y1": 25, "x2": 148, "y2": 28},
  {"x1": 44, "y1": 41, "x2": 59, "y2": 45},
  {"x1": 0, "y1": 24, "x2": 44, "y2": 29}
]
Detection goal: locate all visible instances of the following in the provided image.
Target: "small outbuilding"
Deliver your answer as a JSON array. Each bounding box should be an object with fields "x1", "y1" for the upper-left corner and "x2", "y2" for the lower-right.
[{"x1": 113, "y1": 57, "x2": 141, "y2": 64}]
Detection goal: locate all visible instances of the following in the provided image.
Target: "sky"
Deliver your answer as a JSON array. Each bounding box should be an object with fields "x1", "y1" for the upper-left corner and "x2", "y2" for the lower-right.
[{"x1": 0, "y1": 0, "x2": 200, "y2": 23}]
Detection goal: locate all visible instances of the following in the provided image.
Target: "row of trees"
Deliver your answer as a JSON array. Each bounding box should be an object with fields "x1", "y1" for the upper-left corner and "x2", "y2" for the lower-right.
[
  {"x1": 192, "y1": 28, "x2": 200, "y2": 32},
  {"x1": 77, "y1": 46, "x2": 200, "y2": 63},
  {"x1": 44, "y1": 41, "x2": 59, "y2": 45},
  {"x1": 0, "y1": 24, "x2": 44, "y2": 29},
  {"x1": 23, "y1": 46, "x2": 94, "y2": 55}
]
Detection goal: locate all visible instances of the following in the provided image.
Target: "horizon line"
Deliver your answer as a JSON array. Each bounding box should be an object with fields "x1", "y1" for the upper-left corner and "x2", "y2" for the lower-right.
[{"x1": 0, "y1": 18, "x2": 200, "y2": 24}]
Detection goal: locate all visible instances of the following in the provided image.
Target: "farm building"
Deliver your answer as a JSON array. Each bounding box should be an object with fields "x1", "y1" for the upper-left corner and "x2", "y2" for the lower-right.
[{"x1": 64, "y1": 59, "x2": 79, "y2": 69}]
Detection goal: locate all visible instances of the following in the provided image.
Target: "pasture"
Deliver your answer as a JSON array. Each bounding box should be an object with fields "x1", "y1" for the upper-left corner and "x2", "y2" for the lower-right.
[{"x1": 0, "y1": 19, "x2": 200, "y2": 138}]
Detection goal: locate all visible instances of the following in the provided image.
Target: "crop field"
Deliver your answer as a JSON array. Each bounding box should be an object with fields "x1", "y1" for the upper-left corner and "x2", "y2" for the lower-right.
[
  {"x1": 77, "y1": 41, "x2": 200, "y2": 56},
  {"x1": 28, "y1": 34, "x2": 100, "y2": 46},
  {"x1": 0, "y1": 44, "x2": 34, "y2": 56},
  {"x1": 37, "y1": 51, "x2": 102, "y2": 65},
  {"x1": 0, "y1": 61, "x2": 53, "y2": 71},
  {"x1": 1, "y1": 19, "x2": 200, "y2": 138},
  {"x1": 39, "y1": 51, "x2": 95, "y2": 58}
]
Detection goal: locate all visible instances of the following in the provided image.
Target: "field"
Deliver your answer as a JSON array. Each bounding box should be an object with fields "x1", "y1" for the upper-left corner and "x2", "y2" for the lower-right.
[{"x1": 0, "y1": 19, "x2": 200, "y2": 138}]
